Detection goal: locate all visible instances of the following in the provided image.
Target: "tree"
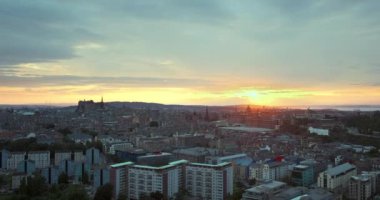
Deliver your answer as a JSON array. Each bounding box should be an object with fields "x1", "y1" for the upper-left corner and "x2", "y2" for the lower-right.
[
  {"x1": 94, "y1": 184, "x2": 113, "y2": 200},
  {"x1": 117, "y1": 193, "x2": 127, "y2": 200},
  {"x1": 19, "y1": 174, "x2": 47, "y2": 197},
  {"x1": 58, "y1": 172, "x2": 69, "y2": 185},
  {"x1": 59, "y1": 185, "x2": 90, "y2": 200},
  {"x1": 81, "y1": 171, "x2": 90, "y2": 184},
  {"x1": 58, "y1": 127, "x2": 72, "y2": 136},
  {"x1": 150, "y1": 191, "x2": 164, "y2": 200}
]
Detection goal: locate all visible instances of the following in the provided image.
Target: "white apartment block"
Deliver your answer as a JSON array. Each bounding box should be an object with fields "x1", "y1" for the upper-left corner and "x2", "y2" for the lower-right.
[
  {"x1": 27, "y1": 151, "x2": 50, "y2": 168},
  {"x1": 128, "y1": 163, "x2": 182, "y2": 199},
  {"x1": 54, "y1": 151, "x2": 85, "y2": 165},
  {"x1": 110, "y1": 162, "x2": 129, "y2": 198},
  {"x1": 110, "y1": 160, "x2": 186, "y2": 199},
  {"x1": 349, "y1": 175, "x2": 372, "y2": 200},
  {"x1": 250, "y1": 162, "x2": 289, "y2": 181},
  {"x1": 186, "y1": 162, "x2": 233, "y2": 200},
  {"x1": 107, "y1": 142, "x2": 133, "y2": 155},
  {"x1": 7, "y1": 152, "x2": 26, "y2": 170},
  {"x1": 110, "y1": 160, "x2": 233, "y2": 200},
  {"x1": 250, "y1": 164, "x2": 264, "y2": 180},
  {"x1": 318, "y1": 163, "x2": 357, "y2": 192}
]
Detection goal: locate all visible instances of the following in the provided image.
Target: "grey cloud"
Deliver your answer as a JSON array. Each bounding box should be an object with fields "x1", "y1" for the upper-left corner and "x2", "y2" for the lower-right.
[
  {"x1": 96, "y1": 0, "x2": 235, "y2": 24},
  {"x1": 0, "y1": 0, "x2": 99, "y2": 65},
  {"x1": 0, "y1": 75, "x2": 210, "y2": 88}
]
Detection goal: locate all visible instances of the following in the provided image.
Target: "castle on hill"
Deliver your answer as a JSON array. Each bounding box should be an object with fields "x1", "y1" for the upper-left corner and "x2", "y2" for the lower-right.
[{"x1": 76, "y1": 97, "x2": 105, "y2": 113}]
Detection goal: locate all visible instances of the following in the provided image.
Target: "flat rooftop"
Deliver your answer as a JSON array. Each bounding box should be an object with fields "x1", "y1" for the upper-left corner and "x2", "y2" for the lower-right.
[
  {"x1": 326, "y1": 163, "x2": 356, "y2": 176},
  {"x1": 220, "y1": 126, "x2": 273, "y2": 133}
]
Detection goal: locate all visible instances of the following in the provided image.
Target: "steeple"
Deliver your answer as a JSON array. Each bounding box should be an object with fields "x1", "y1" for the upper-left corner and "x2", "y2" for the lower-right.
[
  {"x1": 100, "y1": 96, "x2": 104, "y2": 108},
  {"x1": 246, "y1": 105, "x2": 252, "y2": 114}
]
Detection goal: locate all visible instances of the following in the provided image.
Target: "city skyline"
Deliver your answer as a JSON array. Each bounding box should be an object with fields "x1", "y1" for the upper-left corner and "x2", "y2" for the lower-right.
[{"x1": 1, "y1": 0, "x2": 380, "y2": 106}]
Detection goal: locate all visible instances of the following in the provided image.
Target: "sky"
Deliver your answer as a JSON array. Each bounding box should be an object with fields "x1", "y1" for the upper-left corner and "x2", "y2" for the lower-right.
[{"x1": 0, "y1": 0, "x2": 380, "y2": 106}]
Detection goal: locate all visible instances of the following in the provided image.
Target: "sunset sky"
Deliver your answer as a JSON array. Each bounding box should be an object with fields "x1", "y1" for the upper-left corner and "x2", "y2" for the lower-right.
[{"x1": 1, "y1": 0, "x2": 379, "y2": 106}]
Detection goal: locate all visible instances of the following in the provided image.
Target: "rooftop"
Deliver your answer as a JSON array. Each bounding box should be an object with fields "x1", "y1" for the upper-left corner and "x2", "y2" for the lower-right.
[
  {"x1": 220, "y1": 126, "x2": 273, "y2": 133},
  {"x1": 325, "y1": 163, "x2": 356, "y2": 176}
]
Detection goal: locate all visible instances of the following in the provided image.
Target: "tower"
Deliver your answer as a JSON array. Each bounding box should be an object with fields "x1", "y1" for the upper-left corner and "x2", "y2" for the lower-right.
[
  {"x1": 100, "y1": 96, "x2": 104, "y2": 109},
  {"x1": 205, "y1": 106, "x2": 210, "y2": 121}
]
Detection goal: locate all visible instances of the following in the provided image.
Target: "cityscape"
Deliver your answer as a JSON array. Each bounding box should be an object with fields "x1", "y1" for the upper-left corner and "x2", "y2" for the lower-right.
[{"x1": 1, "y1": 1, "x2": 380, "y2": 200}]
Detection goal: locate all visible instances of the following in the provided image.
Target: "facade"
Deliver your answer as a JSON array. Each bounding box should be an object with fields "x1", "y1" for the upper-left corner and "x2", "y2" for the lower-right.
[
  {"x1": 73, "y1": 162, "x2": 91, "y2": 183},
  {"x1": 115, "y1": 149, "x2": 146, "y2": 162},
  {"x1": 11, "y1": 173, "x2": 28, "y2": 190},
  {"x1": 185, "y1": 162, "x2": 233, "y2": 200},
  {"x1": 55, "y1": 151, "x2": 85, "y2": 165},
  {"x1": 291, "y1": 165, "x2": 314, "y2": 187},
  {"x1": 85, "y1": 148, "x2": 101, "y2": 166},
  {"x1": 109, "y1": 160, "x2": 233, "y2": 200},
  {"x1": 250, "y1": 162, "x2": 289, "y2": 181},
  {"x1": 308, "y1": 127, "x2": 329, "y2": 136},
  {"x1": 7, "y1": 152, "x2": 26, "y2": 170},
  {"x1": 58, "y1": 159, "x2": 75, "y2": 177},
  {"x1": 128, "y1": 161, "x2": 185, "y2": 199},
  {"x1": 136, "y1": 152, "x2": 173, "y2": 166},
  {"x1": 250, "y1": 163, "x2": 264, "y2": 180},
  {"x1": 262, "y1": 162, "x2": 289, "y2": 181},
  {"x1": 42, "y1": 166, "x2": 59, "y2": 185},
  {"x1": 94, "y1": 167, "x2": 110, "y2": 189},
  {"x1": 0, "y1": 149, "x2": 9, "y2": 169},
  {"x1": 241, "y1": 180, "x2": 287, "y2": 200},
  {"x1": 16, "y1": 160, "x2": 36, "y2": 175},
  {"x1": 317, "y1": 163, "x2": 357, "y2": 192},
  {"x1": 349, "y1": 175, "x2": 372, "y2": 200},
  {"x1": 173, "y1": 147, "x2": 219, "y2": 163},
  {"x1": 106, "y1": 142, "x2": 133, "y2": 155},
  {"x1": 110, "y1": 162, "x2": 131, "y2": 199},
  {"x1": 27, "y1": 151, "x2": 50, "y2": 168}
]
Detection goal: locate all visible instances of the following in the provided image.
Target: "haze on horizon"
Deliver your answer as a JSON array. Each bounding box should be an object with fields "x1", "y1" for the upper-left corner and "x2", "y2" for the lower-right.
[{"x1": 1, "y1": 0, "x2": 379, "y2": 106}]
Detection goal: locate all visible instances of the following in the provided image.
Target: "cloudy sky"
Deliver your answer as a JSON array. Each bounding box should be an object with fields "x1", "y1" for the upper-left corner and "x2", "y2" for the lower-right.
[{"x1": 1, "y1": 0, "x2": 379, "y2": 106}]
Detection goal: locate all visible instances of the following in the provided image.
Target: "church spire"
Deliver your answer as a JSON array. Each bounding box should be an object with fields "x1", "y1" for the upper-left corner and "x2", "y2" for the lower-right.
[{"x1": 100, "y1": 96, "x2": 104, "y2": 108}]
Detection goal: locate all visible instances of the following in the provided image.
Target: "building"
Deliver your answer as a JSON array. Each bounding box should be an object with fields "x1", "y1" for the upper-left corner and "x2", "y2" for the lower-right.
[
  {"x1": 263, "y1": 162, "x2": 289, "y2": 181},
  {"x1": 27, "y1": 151, "x2": 50, "y2": 168},
  {"x1": 109, "y1": 160, "x2": 233, "y2": 200},
  {"x1": 208, "y1": 153, "x2": 253, "y2": 180},
  {"x1": 317, "y1": 163, "x2": 357, "y2": 192},
  {"x1": 174, "y1": 134, "x2": 209, "y2": 148},
  {"x1": 94, "y1": 167, "x2": 110, "y2": 189},
  {"x1": 128, "y1": 160, "x2": 186, "y2": 199},
  {"x1": 16, "y1": 160, "x2": 36, "y2": 175},
  {"x1": 0, "y1": 149, "x2": 9, "y2": 169},
  {"x1": 54, "y1": 151, "x2": 85, "y2": 165},
  {"x1": 68, "y1": 132, "x2": 92, "y2": 144},
  {"x1": 85, "y1": 148, "x2": 101, "y2": 166},
  {"x1": 361, "y1": 171, "x2": 380, "y2": 195},
  {"x1": 173, "y1": 147, "x2": 219, "y2": 163},
  {"x1": 241, "y1": 180, "x2": 287, "y2": 200},
  {"x1": 291, "y1": 165, "x2": 314, "y2": 187},
  {"x1": 7, "y1": 152, "x2": 26, "y2": 170},
  {"x1": 58, "y1": 159, "x2": 75, "y2": 177},
  {"x1": 42, "y1": 166, "x2": 59, "y2": 185},
  {"x1": 136, "y1": 152, "x2": 173, "y2": 166},
  {"x1": 308, "y1": 127, "x2": 329, "y2": 136},
  {"x1": 11, "y1": 173, "x2": 28, "y2": 190},
  {"x1": 105, "y1": 142, "x2": 133, "y2": 155},
  {"x1": 250, "y1": 161, "x2": 290, "y2": 181},
  {"x1": 185, "y1": 162, "x2": 233, "y2": 200},
  {"x1": 349, "y1": 175, "x2": 372, "y2": 200},
  {"x1": 115, "y1": 148, "x2": 146, "y2": 162},
  {"x1": 73, "y1": 162, "x2": 91, "y2": 183},
  {"x1": 110, "y1": 162, "x2": 131, "y2": 198}
]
